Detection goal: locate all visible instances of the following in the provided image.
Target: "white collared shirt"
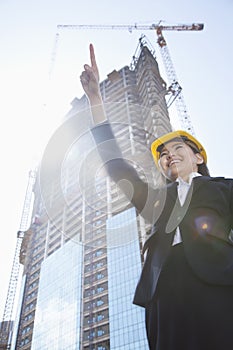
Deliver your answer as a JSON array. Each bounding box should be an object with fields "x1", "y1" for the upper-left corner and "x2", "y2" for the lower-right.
[{"x1": 172, "y1": 172, "x2": 202, "y2": 245}]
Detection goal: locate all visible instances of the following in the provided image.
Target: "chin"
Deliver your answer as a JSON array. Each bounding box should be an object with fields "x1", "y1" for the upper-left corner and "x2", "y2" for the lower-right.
[{"x1": 166, "y1": 169, "x2": 178, "y2": 182}]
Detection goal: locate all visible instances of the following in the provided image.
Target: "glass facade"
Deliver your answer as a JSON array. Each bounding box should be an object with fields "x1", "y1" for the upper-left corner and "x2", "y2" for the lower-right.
[
  {"x1": 31, "y1": 240, "x2": 82, "y2": 349},
  {"x1": 106, "y1": 208, "x2": 149, "y2": 349}
]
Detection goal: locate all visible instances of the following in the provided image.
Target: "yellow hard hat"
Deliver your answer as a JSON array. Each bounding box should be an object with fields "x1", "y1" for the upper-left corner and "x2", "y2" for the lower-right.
[{"x1": 151, "y1": 130, "x2": 207, "y2": 167}]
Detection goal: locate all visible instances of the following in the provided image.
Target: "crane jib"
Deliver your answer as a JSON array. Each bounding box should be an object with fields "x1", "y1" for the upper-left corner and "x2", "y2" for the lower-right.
[{"x1": 57, "y1": 23, "x2": 204, "y2": 32}]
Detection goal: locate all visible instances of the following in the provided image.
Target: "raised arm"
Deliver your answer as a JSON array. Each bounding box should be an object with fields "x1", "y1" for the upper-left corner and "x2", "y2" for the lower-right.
[
  {"x1": 79, "y1": 44, "x2": 158, "y2": 223},
  {"x1": 80, "y1": 43, "x2": 107, "y2": 125}
]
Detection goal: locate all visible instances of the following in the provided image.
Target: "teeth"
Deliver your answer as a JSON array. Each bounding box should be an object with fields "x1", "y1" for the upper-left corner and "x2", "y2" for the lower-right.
[{"x1": 169, "y1": 160, "x2": 179, "y2": 167}]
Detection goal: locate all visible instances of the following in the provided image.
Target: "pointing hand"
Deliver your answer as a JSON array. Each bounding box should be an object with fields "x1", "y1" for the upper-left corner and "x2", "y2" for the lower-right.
[{"x1": 80, "y1": 44, "x2": 101, "y2": 101}]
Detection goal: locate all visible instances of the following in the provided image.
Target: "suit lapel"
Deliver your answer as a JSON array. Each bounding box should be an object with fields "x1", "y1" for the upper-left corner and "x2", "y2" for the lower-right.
[
  {"x1": 166, "y1": 181, "x2": 178, "y2": 201},
  {"x1": 165, "y1": 182, "x2": 181, "y2": 234},
  {"x1": 165, "y1": 176, "x2": 212, "y2": 234}
]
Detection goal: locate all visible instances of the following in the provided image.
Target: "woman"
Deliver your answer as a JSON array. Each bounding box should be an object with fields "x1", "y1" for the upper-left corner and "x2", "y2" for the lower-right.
[{"x1": 80, "y1": 44, "x2": 233, "y2": 350}]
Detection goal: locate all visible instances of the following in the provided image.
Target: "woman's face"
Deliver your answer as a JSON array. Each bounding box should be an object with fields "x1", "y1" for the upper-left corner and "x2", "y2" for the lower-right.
[{"x1": 158, "y1": 140, "x2": 204, "y2": 182}]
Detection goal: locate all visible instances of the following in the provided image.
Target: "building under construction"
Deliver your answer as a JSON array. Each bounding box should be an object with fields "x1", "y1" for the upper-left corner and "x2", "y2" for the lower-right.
[{"x1": 2, "y1": 39, "x2": 172, "y2": 349}]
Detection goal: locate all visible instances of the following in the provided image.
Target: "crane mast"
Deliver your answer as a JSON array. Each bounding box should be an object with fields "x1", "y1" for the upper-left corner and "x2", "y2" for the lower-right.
[
  {"x1": 56, "y1": 22, "x2": 204, "y2": 135},
  {"x1": 156, "y1": 27, "x2": 195, "y2": 134},
  {"x1": 1, "y1": 170, "x2": 36, "y2": 323}
]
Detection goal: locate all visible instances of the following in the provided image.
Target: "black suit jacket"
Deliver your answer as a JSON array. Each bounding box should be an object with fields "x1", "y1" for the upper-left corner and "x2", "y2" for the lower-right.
[
  {"x1": 133, "y1": 176, "x2": 233, "y2": 306},
  {"x1": 91, "y1": 122, "x2": 233, "y2": 307}
]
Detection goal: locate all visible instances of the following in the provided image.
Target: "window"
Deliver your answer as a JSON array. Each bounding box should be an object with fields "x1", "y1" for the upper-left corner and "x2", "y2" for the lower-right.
[
  {"x1": 96, "y1": 299, "x2": 104, "y2": 307},
  {"x1": 94, "y1": 220, "x2": 102, "y2": 227},
  {"x1": 97, "y1": 286, "x2": 104, "y2": 294},
  {"x1": 97, "y1": 314, "x2": 104, "y2": 321},
  {"x1": 95, "y1": 250, "x2": 103, "y2": 257},
  {"x1": 96, "y1": 273, "x2": 104, "y2": 280},
  {"x1": 97, "y1": 329, "x2": 104, "y2": 337}
]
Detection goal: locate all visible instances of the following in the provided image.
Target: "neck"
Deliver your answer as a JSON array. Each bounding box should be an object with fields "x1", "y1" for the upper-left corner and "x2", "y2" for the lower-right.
[{"x1": 177, "y1": 171, "x2": 201, "y2": 184}]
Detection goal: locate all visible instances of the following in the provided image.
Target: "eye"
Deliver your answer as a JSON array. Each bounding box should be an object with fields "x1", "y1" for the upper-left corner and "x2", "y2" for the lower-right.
[
  {"x1": 160, "y1": 151, "x2": 168, "y2": 158},
  {"x1": 174, "y1": 144, "x2": 183, "y2": 151}
]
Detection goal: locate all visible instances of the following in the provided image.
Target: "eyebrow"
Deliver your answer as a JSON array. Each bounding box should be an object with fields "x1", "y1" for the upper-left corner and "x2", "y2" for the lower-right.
[{"x1": 160, "y1": 141, "x2": 185, "y2": 152}]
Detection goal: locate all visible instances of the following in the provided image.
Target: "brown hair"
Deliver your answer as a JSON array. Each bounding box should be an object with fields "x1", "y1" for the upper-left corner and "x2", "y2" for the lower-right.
[
  {"x1": 188, "y1": 144, "x2": 210, "y2": 176},
  {"x1": 197, "y1": 162, "x2": 210, "y2": 176}
]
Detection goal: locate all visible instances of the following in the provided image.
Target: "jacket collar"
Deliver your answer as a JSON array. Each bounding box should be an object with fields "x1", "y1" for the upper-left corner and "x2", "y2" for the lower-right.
[{"x1": 166, "y1": 175, "x2": 212, "y2": 201}]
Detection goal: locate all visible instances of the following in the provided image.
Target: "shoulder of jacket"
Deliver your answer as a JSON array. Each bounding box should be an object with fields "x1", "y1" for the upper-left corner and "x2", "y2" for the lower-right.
[
  {"x1": 209, "y1": 177, "x2": 233, "y2": 191},
  {"x1": 210, "y1": 176, "x2": 233, "y2": 183}
]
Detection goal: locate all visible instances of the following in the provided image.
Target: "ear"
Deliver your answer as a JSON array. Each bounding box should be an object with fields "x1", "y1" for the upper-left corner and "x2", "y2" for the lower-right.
[{"x1": 195, "y1": 153, "x2": 204, "y2": 165}]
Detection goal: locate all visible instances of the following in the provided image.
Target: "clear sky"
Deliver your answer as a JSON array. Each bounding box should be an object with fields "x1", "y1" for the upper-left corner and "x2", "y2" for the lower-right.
[{"x1": 0, "y1": 0, "x2": 232, "y2": 318}]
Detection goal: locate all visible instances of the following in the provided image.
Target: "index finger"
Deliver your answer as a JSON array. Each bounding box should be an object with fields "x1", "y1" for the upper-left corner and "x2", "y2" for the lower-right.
[{"x1": 90, "y1": 43, "x2": 97, "y2": 69}]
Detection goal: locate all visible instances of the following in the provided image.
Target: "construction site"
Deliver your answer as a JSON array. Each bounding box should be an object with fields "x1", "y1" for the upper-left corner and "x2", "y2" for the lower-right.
[{"x1": 1, "y1": 22, "x2": 204, "y2": 349}]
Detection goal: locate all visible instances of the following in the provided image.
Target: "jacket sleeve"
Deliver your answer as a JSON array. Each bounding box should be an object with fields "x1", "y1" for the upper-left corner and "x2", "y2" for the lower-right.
[{"x1": 91, "y1": 122, "x2": 157, "y2": 222}]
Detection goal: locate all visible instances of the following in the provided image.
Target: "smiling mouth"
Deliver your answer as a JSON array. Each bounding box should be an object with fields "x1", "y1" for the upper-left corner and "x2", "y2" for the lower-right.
[{"x1": 169, "y1": 160, "x2": 180, "y2": 167}]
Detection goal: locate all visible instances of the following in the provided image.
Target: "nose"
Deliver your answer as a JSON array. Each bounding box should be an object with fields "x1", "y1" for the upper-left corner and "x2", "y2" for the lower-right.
[{"x1": 166, "y1": 151, "x2": 175, "y2": 159}]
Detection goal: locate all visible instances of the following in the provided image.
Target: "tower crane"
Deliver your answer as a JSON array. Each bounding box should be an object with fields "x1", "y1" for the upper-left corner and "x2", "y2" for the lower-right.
[{"x1": 56, "y1": 22, "x2": 204, "y2": 135}]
